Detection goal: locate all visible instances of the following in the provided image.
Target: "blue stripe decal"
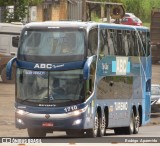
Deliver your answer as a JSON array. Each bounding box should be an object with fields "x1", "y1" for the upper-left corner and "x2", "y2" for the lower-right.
[
  {"x1": 112, "y1": 61, "x2": 130, "y2": 73},
  {"x1": 16, "y1": 60, "x2": 85, "y2": 71},
  {"x1": 112, "y1": 61, "x2": 116, "y2": 72},
  {"x1": 127, "y1": 62, "x2": 130, "y2": 73}
]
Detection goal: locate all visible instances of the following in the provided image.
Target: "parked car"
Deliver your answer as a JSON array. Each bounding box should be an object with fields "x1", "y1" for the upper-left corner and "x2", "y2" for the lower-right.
[
  {"x1": 120, "y1": 12, "x2": 142, "y2": 26},
  {"x1": 151, "y1": 84, "x2": 160, "y2": 113},
  {"x1": 124, "y1": 12, "x2": 136, "y2": 17},
  {"x1": 151, "y1": 84, "x2": 160, "y2": 105},
  {"x1": 121, "y1": 17, "x2": 142, "y2": 26}
]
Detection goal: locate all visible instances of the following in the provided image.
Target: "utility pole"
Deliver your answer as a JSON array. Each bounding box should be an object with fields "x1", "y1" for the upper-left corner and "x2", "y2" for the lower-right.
[
  {"x1": 82, "y1": 0, "x2": 87, "y2": 21},
  {"x1": 14, "y1": 0, "x2": 19, "y2": 21},
  {"x1": 107, "y1": 0, "x2": 110, "y2": 23},
  {"x1": 101, "y1": 3, "x2": 105, "y2": 21}
]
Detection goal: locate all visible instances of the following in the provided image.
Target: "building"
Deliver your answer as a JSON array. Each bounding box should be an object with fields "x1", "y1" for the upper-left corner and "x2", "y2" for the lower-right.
[
  {"x1": 34, "y1": 0, "x2": 83, "y2": 22},
  {"x1": 0, "y1": 0, "x2": 124, "y2": 23},
  {"x1": 0, "y1": 0, "x2": 83, "y2": 23}
]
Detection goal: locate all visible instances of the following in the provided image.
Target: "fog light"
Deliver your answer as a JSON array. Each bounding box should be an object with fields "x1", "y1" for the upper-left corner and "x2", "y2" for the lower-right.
[{"x1": 73, "y1": 119, "x2": 82, "y2": 125}]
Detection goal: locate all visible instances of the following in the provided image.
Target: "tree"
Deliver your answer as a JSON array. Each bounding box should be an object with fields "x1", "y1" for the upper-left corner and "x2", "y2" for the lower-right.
[
  {"x1": 90, "y1": 0, "x2": 160, "y2": 23},
  {"x1": 121, "y1": 0, "x2": 160, "y2": 23},
  {"x1": 0, "y1": 0, "x2": 43, "y2": 22}
]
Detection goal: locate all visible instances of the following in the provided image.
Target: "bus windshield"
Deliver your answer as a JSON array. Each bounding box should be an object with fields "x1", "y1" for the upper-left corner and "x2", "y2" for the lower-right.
[
  {"x1": 16, "y1": 69, "x2": 85, "y2": 106},
  {"x1": 18, "y1": 29, "x2": 85, "y2": 62}
]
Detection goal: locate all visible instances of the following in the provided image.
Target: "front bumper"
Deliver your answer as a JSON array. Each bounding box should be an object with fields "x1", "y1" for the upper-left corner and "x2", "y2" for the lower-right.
[{"x1": 15, "y1": 108, "x2": 87, "y2": 130}]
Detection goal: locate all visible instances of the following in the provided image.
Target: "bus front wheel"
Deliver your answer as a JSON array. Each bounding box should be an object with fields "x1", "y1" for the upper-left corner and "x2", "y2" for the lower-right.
[
  {"x1": 98, "y1": 114, "x2": 106, "y2": 137},
  {"x1": 86, "y1": 112, "x2": 99, "y2": 138},
  {"x1": 27, "y1": 128, "x2": 46, "y2": 137}
]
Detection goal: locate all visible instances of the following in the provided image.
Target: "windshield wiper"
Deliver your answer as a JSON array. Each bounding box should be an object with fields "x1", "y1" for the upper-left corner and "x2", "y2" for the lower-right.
[
  {"x1": 49, "y1": 98, "x2": 79, "y2": 104},
  {"x1": 19, "y1": 97, "x2": 47, "y2": 103}
]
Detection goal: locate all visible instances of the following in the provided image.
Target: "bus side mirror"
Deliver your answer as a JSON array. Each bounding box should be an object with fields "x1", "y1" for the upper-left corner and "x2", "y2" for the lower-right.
[{"x1": 6, "y1": 57, "x2": 17, "y2": 80}]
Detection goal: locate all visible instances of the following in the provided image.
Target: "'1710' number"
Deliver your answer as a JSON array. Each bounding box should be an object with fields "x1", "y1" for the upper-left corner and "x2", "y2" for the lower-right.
[{"x1": 64, "y1": 105, "x2": 78, "y2": 112}]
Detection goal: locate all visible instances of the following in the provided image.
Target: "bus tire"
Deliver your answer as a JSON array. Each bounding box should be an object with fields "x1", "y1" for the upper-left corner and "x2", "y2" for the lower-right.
[
  {"x1": 1, "y1": 67, "x2": 15, "y2": 84},
  {"x1": 124, "y1": 110, "x2": 134, "y2": 134},
  {"x1": 98, "y1": 114, "x2": 106, "y2": 137},
  {"x1": 133, "y1": 112, "x2": 140, "y2": 134},
  {"x1": 27, "y1": 128, "x2": 46, "y2": 137},
  {"x1": 66, "y1": 130, "x2": 84, "y2": 137},
  {"x1": 86, "y1": 111, "x2": 99, "y2": 138}
]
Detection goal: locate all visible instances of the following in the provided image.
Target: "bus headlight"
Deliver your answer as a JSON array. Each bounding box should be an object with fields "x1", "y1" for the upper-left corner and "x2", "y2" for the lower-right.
[
  {"x1": 71, "y1": 105, "x2": 88, "y2": 116},
  {"x1": 16, "y1": 109, "x2": 28, "y2": 115},
  {"x1": 73, "y1": 110, "x2": 81, "y2": 116}
]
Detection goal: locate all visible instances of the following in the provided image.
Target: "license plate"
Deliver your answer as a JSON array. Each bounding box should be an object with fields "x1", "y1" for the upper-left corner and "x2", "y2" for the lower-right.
[{"x1": 42, "y1": 122, "x2": 54, "y2": 127}]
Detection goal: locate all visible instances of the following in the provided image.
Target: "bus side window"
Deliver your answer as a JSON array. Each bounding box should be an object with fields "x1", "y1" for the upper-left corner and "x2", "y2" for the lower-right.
[
  {"x1": 117, "y1": 30, "x2": 126, "y2": 56},
  {"x1": 88, "y1": 28, "x2": 98, "y2": 56},
  {"x1": 108, "y1": 29, "x2": 115, "y2": 55},
  {"x1": 85, "y1": 79, "x2": 92, "y2": 98},
  {"x1": 89, "y1": 79, "x2": 92, "y2": 93},
  {"x1": 133, "y1": 32, "x2": 138, "y2": 56},
  {"x1": 146, "y1": 79, "x2": 151, "y2": 92},
  {"x1": 146, "y1": 32, "x2": 150, "y2": 56},
  {"x1": 122, "y1": 30, "x2": 129, "y2": 56},
  {"x1": 127, "y1": 31, "x2": 132, "y2": 56},
  {"x1": 137, "y1": 33, "x2": 145, "y2": 57},
  {"x1": 86, "y1": 64, "x2": 95, "y2": 99},
  {"x1": 101, "y1": 29, "x2": 116, "y2": 56},
  {"x1": 99, "y1": 30, "x2": 106, "y2": 58},
  {"x1": 128, "y1": 31, "x2": 138, "y2": 56},
  {"x1": 139, "y1": 31, "x2": 150, "y2": 56}
]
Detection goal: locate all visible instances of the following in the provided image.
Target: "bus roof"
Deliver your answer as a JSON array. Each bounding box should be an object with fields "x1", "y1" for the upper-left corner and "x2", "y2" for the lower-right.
[
  {"x1": 24, "y1": 21, "x2": 97, "y2": 30},
  {"x1": 0, "y1": 23, "x2": 23, "y2": 33},
  {"x1": 24, "y1": 21, "x2": 149, "y2": 32},
  {"x1": 98, "y1": 23, "x2": 149, "y2": 32}
]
